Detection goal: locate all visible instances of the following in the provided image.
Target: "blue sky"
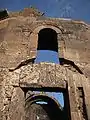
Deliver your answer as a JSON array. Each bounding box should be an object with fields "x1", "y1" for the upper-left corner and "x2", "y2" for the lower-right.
[
  {"x1": 34, "y1": 91, "x2": 64, "y2": 107},
  {"x1": 35, "y1": 50, "x2": 59, "y2": 64},
  {"x1": 0, "y1": 0, "x2": 90, "y2": 23}
]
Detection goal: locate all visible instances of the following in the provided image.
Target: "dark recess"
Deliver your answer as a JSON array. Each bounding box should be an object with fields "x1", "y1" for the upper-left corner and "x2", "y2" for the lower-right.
[
  {"x1": 0, "y1": 10, "x2": 9, "y2": 20},
  {"x1": 78, "y1": 87, "x2": 88, "y2": 120},
  {"x1": 37, "y1": 28, "x2": 58, "y2": 52}
]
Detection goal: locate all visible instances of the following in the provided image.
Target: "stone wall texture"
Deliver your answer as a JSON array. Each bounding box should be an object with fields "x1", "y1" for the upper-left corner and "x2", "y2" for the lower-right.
[{"x1": 0, "y1": 8, "x2": 90, "y2": 120}]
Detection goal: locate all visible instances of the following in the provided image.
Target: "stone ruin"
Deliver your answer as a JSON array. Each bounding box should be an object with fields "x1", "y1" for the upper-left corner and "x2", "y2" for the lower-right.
[{"x1": 0, "y1": 8, "x2": 90, "y2": 120}]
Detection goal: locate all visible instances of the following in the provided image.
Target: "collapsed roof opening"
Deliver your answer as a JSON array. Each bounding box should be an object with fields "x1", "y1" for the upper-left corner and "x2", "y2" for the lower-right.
[
  {"x1": 37, "y1": 28, "x2": 58, "y2": 52},
  {"x1": 24, "y1": 87, "x2": 70, "y2": 120},
  {"x1": 25, "y1": 95, "x2": 64, "y2": 120}
]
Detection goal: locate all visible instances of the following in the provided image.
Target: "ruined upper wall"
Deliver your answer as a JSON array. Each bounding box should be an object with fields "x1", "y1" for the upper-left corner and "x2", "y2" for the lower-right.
[
  {"x1": 0, "y1": 8, "x2": 90, "y2": 78},
  {"x1": 9, "y1": 8, "x2": 44, "y2": 17}
]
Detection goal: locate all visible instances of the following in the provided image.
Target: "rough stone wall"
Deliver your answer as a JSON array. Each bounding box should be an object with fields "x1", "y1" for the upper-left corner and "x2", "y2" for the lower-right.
[
  {"x1": 0, "y1": 8, "x2": 90, "y2": 120},
  {"x1": 0, "y1": 63, "x2": 90, "y2": 120}
]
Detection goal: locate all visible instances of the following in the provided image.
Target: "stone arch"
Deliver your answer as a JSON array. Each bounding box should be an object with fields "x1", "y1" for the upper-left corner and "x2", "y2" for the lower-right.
[
  {"x1": 26, "y1": 94, "x2": 63, "y2": 109},
  {"x1": 25, "y1": 94, "x2": 64, "y2": 120},
  {"x1": 33, "y1": 25, "x2": 62, "y2": 34},
  {"x1": 29, "y1": 25, "x2": 62, "y2": 60}
]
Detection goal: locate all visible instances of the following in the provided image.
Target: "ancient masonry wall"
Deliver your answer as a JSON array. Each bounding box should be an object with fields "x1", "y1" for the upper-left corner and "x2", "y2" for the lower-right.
[
  {"x1": 0, "y1": 8, "x2": 90, "y2": 120},
  {"x1": 0, "y1": 63, "x2": 90, "y2": 120}
]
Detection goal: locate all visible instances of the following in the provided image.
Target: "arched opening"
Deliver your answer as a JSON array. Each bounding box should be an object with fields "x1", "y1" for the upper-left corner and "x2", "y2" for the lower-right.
[
  {"x1": 37, "y1": 28, "x2": 58, "y2": 51},
  {"x1": 35, "y1": 28, "x2": 59, "y2": 63},
  {"x1": 25, "y1": 95, "x2": 64, "y2": 120}
]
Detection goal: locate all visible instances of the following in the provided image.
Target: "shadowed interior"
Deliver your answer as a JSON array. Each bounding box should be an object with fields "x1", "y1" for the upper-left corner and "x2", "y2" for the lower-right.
[
  {"x1": 25, "y1": 95, "x2": 65, "y2": 120},
  {"x1": 0, "y1": 10, "x2": 8, "y2": 20},
  {"x1": 37, "y1": 28, "x2": 58, "y2": 52}
]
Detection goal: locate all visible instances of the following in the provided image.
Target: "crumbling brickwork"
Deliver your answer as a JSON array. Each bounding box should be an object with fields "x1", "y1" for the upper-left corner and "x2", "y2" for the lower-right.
[{"x1": 0, "y1": 8, "x2": 90, "y2": 120}]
